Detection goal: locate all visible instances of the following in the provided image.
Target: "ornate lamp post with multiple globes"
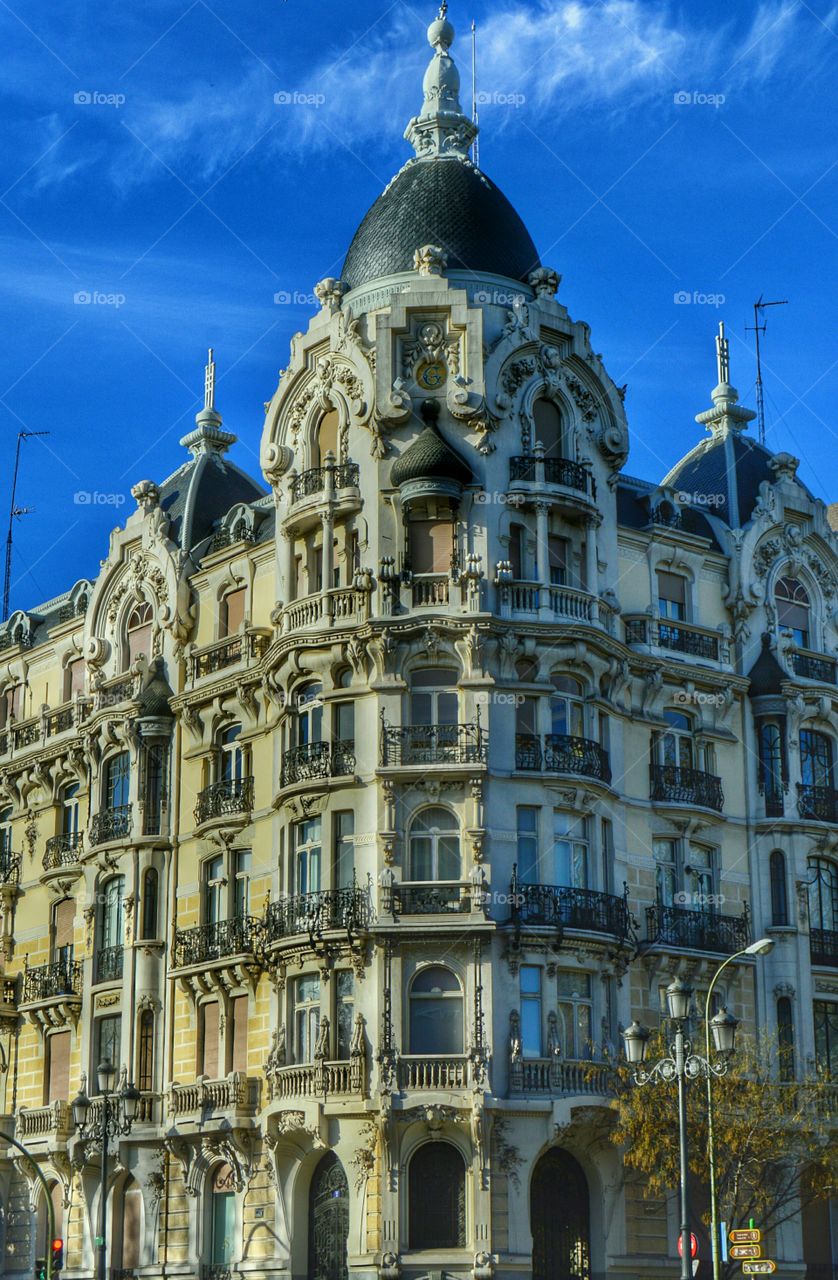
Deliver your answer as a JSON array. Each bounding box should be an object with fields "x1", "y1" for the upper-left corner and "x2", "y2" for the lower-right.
[
  {"x1": 71, "y1": 1060, "x2": 141, "y2": 1280},
  {"x1": 623, "y1": 938, "x2": 774, "y2": 1280}
]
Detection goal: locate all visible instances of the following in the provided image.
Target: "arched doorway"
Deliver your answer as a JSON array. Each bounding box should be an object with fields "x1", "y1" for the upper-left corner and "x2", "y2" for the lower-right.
[
  {"x1": 308, "y1": 1152, "x2": 349, "y2": 1280},
  {"x1": 530, "y1": 1148, "x2": 590, "y2": 1280}
]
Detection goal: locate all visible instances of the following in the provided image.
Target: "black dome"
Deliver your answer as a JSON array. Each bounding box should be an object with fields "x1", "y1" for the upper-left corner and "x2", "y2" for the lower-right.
[
  {"x1": 391, "y1": 423, "x2": 473, "y2": 488},
  {"x1": 663, "y1": 432, "x2": 777, "y2": 528},
  {"x1": 342, "y1": 158, "x2": 541, "y2": 291}
]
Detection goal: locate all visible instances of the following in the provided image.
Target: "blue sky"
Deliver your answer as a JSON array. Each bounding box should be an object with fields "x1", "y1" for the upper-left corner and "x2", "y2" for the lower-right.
[{"x1": 1, "y1": 0, "x2": 836, "y2": 614}]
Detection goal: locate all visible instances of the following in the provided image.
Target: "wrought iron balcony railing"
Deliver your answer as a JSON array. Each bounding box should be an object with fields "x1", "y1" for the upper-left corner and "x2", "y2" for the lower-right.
[
  {"x1": 645, "y1": 902, "x2": 750, "y2": 955},
  {"x1": 509, "y1": 878, "x2": 631, "y2": 940},
  {"x1": 791, "y1": 649, "x2": 837, "y2": 683},
  {"x1": 624, "y1": 616, "x2": 721, "y2": 660},
  {"x1": 508, "y1": 455, "x2": 593, "y2": 495},
  {"x1": 192, "y1": 630, "x2": 269, "y2": 679},
  {"x1": 201, "y1": 1266, "x2": 232, "y2": 1280},
  {"x1": 515, "y1": 733, "x2": 611, "y2": 784},
  {"x1": 46, "y1": 705, "x2": 75, "y2": 736},
  {"x1": 265, "y1": 887, "x2": 371, "y2": 944},
  {"x1": 172, "y1": 914, "x2": 263, "y2": 969},
  {"x1": 43, "y1": 831, "x2": 84, "y2": 870},
  {"x1": 290, "y1": 461, "x2": 360, "y2": 505},
  {"x1": 650, "y1": 764, "x2": 724, "y2": 812},
  {"x1": 89, "y1": 804, "x2": 132, "y2": 846},
  {"x1": 383, "y1": 881, "x2": 478, "y2": 916},
  {"x1": 797, "y1": 783, "x2": 838, "y2": 823},
  {"x1": 810, "y1": 927, "x2": 838, "y2": 968},
  {"x1": 280, "y1": 741, "x2": 355, "y2": 788},
  {"x1": 94, "y1": 945, "x2": 124, "y2": 984},
  {"x1": 194, "y1": 776, "x2": 254, "y2": 825},
  {"x1": 0, "y1": 851, "x2": 20, "y2": 886},
  {"x1": 21, "y1": 960, "x2": 82, "y2": 1004},
  {"x1": 381, "y1": 722, "x2": 487, "y2": 767}
]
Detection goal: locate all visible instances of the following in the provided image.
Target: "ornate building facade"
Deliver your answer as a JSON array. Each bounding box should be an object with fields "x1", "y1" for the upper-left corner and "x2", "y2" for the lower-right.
[{"x1": 0, "y1": 8, "x2": 836, "y2": 1280}]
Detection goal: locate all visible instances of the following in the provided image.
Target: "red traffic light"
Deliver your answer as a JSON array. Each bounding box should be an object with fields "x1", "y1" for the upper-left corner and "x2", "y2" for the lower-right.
[
  {"x1": 51, "y1": 1239, "x2": 64, "y2": 1271},
  {"x1": 51, "y1": 1240, "x2": 63, "y2": 1251}
]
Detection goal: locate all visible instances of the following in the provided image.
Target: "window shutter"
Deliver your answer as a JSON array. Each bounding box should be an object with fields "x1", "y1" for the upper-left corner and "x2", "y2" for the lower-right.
[
  {"x1": 202, "y1": 1002, "x2": 220, "y2": 1078},
  {"x1": 47, "y1": 1031, "x2": 71, "y2": 1102},
  {"x1": 53, "y1": 899, "x2": 75, "y2": 951},
  {"x1": 231, "y1": 995, "x2": 248, "y2": 1073},
  {"x1": 222, "y1": 588, "x2": 246, "y2": 637}
]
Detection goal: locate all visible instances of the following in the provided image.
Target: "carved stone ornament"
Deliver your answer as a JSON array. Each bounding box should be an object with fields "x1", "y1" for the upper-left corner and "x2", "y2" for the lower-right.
[
  {"x1": 529, "y1": 267, "x2": 561, "y2": 298},
  {"x1": 413, "y1": 244, "x2": 448, "y2": 277}
]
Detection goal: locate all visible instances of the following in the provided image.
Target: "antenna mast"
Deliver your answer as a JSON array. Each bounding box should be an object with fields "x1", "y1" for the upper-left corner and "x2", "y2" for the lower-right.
[
  {"x1": 471, "y1": 19, "x2": 480, "y2": 168},
  {"x1": 3, "y1": 430, "x2": 48, "y2": 621},
  {"x1": 747, "y1": 296, "x2": 788, "y2": 446}
]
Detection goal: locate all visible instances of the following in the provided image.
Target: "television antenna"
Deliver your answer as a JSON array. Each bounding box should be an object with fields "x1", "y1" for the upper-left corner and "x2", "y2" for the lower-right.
[
  {"x1": 3, "y1": 430, "x2": 49, "y2": 621},
  {"x1": 746, "y1": 296, "x2": 788, "y2": 445}
]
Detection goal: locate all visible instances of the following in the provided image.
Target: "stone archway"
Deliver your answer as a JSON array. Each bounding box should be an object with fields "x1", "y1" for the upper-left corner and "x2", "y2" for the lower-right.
[
  {"x1": 530, "y1": 1147, "x2": 591, "y2": 1280},
  {"x1": 308, "y1": 1151, "x2": 348, "y2": 1280}
]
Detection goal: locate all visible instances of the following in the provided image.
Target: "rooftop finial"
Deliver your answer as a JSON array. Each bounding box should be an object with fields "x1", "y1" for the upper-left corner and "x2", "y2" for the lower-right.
[
  {"x1": 404, "y1": 3, "x2": 478, "y2": 161},
  {"x1": 715, "y1": 322, "x2": 730, "y2": 386},
  {"x1": 204, "y1": 346, "x2": 216, "y2": 412}
]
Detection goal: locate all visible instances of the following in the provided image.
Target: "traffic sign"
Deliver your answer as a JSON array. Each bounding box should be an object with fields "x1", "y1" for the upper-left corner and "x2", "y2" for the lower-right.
[
  {"x1": 741, "y1": 1262, "x2": 776, "y2": 1274},
  {"x1": 730, "y1": 1230, "x2": 762, "y2": 1244},
  {"x1": 730, "y1": 1245, "x2": 762, "y2": 1259},
  {"x1": 677, "y1": 1233, "x2": 698, "y2": 1259}
]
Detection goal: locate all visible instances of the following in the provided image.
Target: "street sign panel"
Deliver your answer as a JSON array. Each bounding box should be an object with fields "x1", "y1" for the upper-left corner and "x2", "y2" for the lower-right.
[
  {"x1": 730, "y1": 1245, "x2": 762, "y2": 1259},
  {"x1": 730, "y1": 1230, "x2": 762, "y2": 1244},
  {"x1": 741, "y1": 1262, "x2": 776, "y2": 1274}
]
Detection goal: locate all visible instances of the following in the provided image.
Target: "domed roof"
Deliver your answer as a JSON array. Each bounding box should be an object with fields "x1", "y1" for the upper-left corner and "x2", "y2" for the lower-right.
[
  {"x1": 341, "y1": 5, "x2": 540, "y2": 293},
  {"x1": 662, "y1": 430, "x2": 776, "y2": 528},
  {"x1": 342, "y1": 159, "x2": 540, "y2": 292},
  {"x1": 391, "y1": 405, "x2": 473, "y2": 491}
]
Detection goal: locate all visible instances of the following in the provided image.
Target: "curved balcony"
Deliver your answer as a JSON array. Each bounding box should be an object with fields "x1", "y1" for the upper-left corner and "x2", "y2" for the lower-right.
[
  {"x1": 89, "y1": 804, "x2": 132, "y2": 846},
  {"x1": 280, "y1": 741, "x2": 355, "y2": 789},
  {"x1": 810, "y1": 928, "x2": 838, "y2": 968},
  {"x1": 266, "y1": 1057, "x2": 366, "y2": 1102},
  {"x1": 645, "y1": 902, "x2": 749, "y2": 955},
  {"x1": 624, "y1": 616, "x2": 726, "y2": 663},
  {"x1": 172, "y1": 914, "x2": 263, "y2": 971},
  {"x1": 650, "y1": 764, "x2": 723, "y2": 813},
  {"x1": 500, "y1": 581, "x2": 600, "y2": 626},
  {"x1": 290, "y1": 460, "x2": 360, "y2": 505},
  {"x1": 380, "y1": 722, "x2": 487, "y2": 768},
  {"x1": 281, "y1": 586, "x2": 369, "y2": 633},
  {"x1": 194, "y1": 776, "x2": 254, "y2": 826},
  {"x1": 265, "y1": 886, "x2": 371, "y2": 947},
  {"x1": 43, "y1": 831, "x2": 84, "y2": 872},
  {"x1": 790, "y1": 648, "x2": 837, "y2": 684},
  {"x1": 515, "y1": 733, "x2": 611, "y2": 784},
  {"x1": 509, "y1": 880, "x2": 631, "y2": 941},
  {"x1": 382, "y1": 881, "x2": 481, "y2": 917},
  {"x1": 21, "y1": 959, "x2": 82, "y2": 1006},
  {"x1": 797, "y1": 783, "x2": 838, "y2": 823},
  {"x1": 509, "y1": 454, "x2": 594, "y2": 494},
  {"x1": 192, "y1": 630, "x2": 269, "y2": 680}
]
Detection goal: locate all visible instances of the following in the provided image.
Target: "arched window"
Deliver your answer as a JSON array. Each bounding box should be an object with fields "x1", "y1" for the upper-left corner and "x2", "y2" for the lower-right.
[
  {"x1": 114, "y1": 1175, "x2": 143, "y2": 1273},
  {"x1": 141, "y1": 868, "x2": 158, "y2": 940},
  {"x1": 409, "y1": 1142, "x2": 465, "y2": 1249},
  {"x1": 775, "y1": 576, "x2": 810, "y2": 648},
  {"x1": 103, "y1": 751, "x2": 131, "y2": 811},
  {"x1": 509, "y1": 521, "x2": 525, "y2": 580},
  {"x1": 36, "y1": 1183, "x2": 64, "y2": 1270},
  {"x1": 800, "y1": 730, "x2": 834, "y2": 791},
  {"x1": 294, "y1": 684, "x2": 323, "y2": 747},
  {"x1": 532, "y1": 398, "x2": 564, "y2": 458},
  {"x1": 312, "y1": 407, "x2": 339, "y2": 468},
  {"x1": 61, "y1": 784, "x2": 80, "y2": 839},
  {"x1": 758, "y1": 720, "x2": 785, "y2": 816},
  {"x1": 219, "y1": 725, "x2": 247, "y2": 784},
  {"x1": 207, "y1": 1163, "x2": 236, "y2": 1267},
  {"x1": 808, "y1": 859, "x2": 838, "y2": 934},
  {"x1": 138, "y1": 1008, "x2": 154, "y2": 1092},
  {"x1": 550, "y1": 675, "x2": 584, "y2": 738},
  {"x1": 308, "y1": 1152, "x2": 349, "y2": 1279},
  {"x1": 409, "y1": 966, "x2": 463, "y2": 1054},
  {"x1": 530, "y1": 1148, "x2": 590, "y2": 1280},
  {"x1": 97, "y1": 876, "x2": 125, "y2": 983},
  {"x1": 777, "y1": 997, "x2": 794, "y2": 1082},
  {"x1": 409, "y1": 808, "x2": 461, "y2": 882},
  {"x1": 769, "y1": 851, "x2": 788, "y2": 926},
  {"x1": 126, "y1": 601, "x2": 153, "y2": 666}
]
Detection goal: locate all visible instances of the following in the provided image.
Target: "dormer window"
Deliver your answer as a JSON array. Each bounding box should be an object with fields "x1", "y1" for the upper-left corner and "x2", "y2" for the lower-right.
[
  {"x1": 312, "y1": 408, "x2": 339, "y2": 468},
  {"x1": 126, "y1": 602, "x2": 153, "y2": 666},
  {"x1": 775, "y1": 576, "x2": 810, "y2": 648}
]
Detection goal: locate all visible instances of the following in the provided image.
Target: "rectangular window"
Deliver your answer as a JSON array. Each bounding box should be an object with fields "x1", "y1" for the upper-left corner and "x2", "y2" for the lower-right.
[
  {"x1": 556, "y1": 972, "x2": 592, "y2": 1059},
  {"x1": 230, "y1": 994, "x2": 248, "y2": 1073},
  {"x1": 813, "y1": 1001, "x2": 837, "y2": 1076},
  {"x1": 233, "y1": 850, "x2": 251, "y2": 917},
  {"x1": 687, "y1": 844, "x2": 715, "y2": 909},
  {"x1": 105, "y1": 752, "x2": 130, "y2": 809},
  {"x1": 547, "y1": 535, "x2": 567, "y2": 586},
  {"x1": 203, "y1": 854, "x2": 225, "y2": 925},
  {"x1": 221, "y1": 588, "x2": 246, "y2": 637},
  {"x1": 509, "y1": 524, "x2": 524, "y2": 580},
  {"x1": 66, "y1": 659, "x2": 85, "y2": 700},
  {"x1": 552, "y1": 811, "x2": 588, "y2": 888},
  {"x1": 334, "y1": 700, "x2": 355, "y2": 746},
  {"x1": 95, "y1": 1015, "x2": 122, "y2": 1076},
  {"x1": 52, "y1": 898, "x2": 75, "y2": 969},
  {"x1": 520, "y1": 966, "x2": 542, "y2": 1058},
  {"x1": 201, "y1": 1002, "x2": 219, "y2": 1078},
  {"x1": 657, "y1": 571, "x2": 687, "y2": 621},
  {"x1": 409, "y1": 520, "x2": 450, "y2": 574},
  {"x1": 138, "y1": 1012, "x2": 154, "y2": 1092},
  {"x1": 295, "y1": 818, "x2": 322, "y2": 895},
  {"x1": 334, "y1": 812, "x2": 355, "y2": 890},
  {"x1": 654, "y1": 838, "x2": 678, "y2": 906},
  {"x1": 600, "y1": 818, "x2": 614, "y2": 895},
  {"x1": 516, "y1": 807, "x2": 540, "y2": 884},
  {"x1": 336, "y1": 970, "x2": 354, "y2": 1059},
  {"x1": 294, "y1": 975, "x2": 321, "y2": 1062},
  {"x1": 47, "y1": 1031, "x2": 71, "y2": 1103}
]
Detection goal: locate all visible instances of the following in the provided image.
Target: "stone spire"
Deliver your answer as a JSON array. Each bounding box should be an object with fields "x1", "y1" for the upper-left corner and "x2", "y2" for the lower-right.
[
  {"x1": 695, "y1": 321, "x2": 756, "y2": 438},
  {"x1": 180, "y1": 347, "x2": 236, "y2": 457},
  {"x1": 405, "y1": 3, "x2": 478, "y2": 161}
]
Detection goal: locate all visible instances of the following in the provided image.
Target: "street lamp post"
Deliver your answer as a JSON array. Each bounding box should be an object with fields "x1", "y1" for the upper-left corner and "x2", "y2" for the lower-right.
[
  {"x1": 705, "y1": 938, "x2": 774, "y2": 1280},
  {"x1": 623, "y1": 978, "x2": 737, "y2": 1280},
  {"x1": 71, "y1": 1060, "x2": 141, "y2": 1280}
]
